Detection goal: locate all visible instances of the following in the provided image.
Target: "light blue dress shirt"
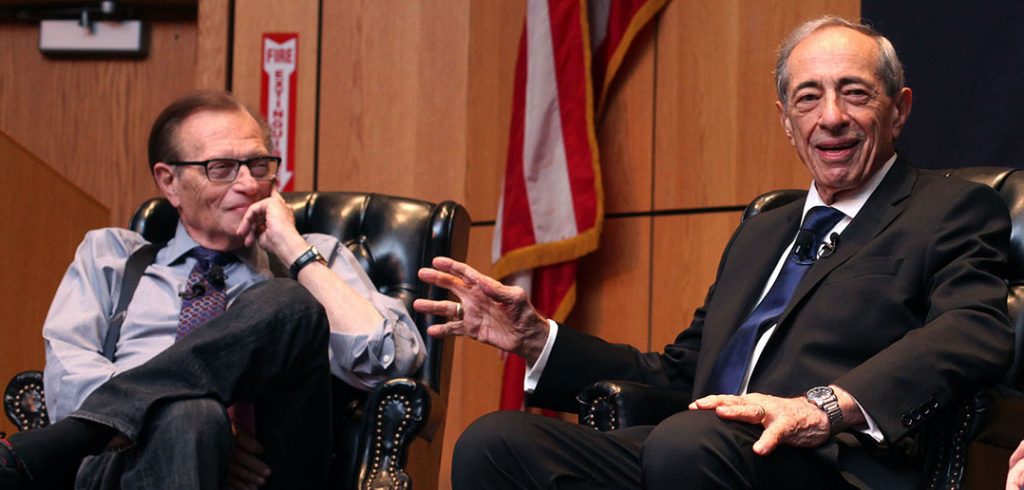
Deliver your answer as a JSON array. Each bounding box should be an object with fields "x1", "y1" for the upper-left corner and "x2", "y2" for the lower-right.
[{"x1": 42, "y1": 222, "x2": 424, "y2": 422}]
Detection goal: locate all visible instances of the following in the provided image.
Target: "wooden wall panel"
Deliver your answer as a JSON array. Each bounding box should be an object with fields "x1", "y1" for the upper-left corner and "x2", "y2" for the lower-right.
[
  {"x1": 231, "y1": 0, "x2": 319, "y2": 192},
  {"x1": 0, "y1": 20, "x2": 201, "y2": 226},
  {"x1": 196, "y1": 0, "x2": 231, "y2": 90},
  {"x1": 0, "y1": 132, "x2": 109, "y2": 435},
  {"x1": 598, "y1": 26, "x2": 657, "y2": 215},
  {"x1": 650, "y1": 211, "x2": 743, "y2": 352},
  {"x1": 465, "y1": 0, "x2": 525, "y2": 222},
  {"x1": 566, "y1": 217, "x2": 651, "y2": 348},
  {"x1": 317, "y1": 0, "x2": 470, "y2": 205},
  {"x1": 653, "y1": 0, "x2": 860, "y2": 210}
]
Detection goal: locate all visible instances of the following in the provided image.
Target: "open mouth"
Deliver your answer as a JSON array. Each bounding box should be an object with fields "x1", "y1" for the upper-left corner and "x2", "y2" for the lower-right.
[{"x1": 815, "y1": 140, "x2": 859, "y2": 160}]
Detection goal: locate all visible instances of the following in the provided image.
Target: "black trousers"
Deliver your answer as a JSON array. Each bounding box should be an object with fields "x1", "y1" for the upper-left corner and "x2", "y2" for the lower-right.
[
  {"x1": 452, "y1": 409, "x2": 855, "y2": 490},
  {"x1": 71, "y1": 278, "x2": 333, "y2": 489}
]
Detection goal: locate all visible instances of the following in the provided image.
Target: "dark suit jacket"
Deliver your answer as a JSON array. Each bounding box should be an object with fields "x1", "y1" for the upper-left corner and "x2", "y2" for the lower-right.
[{"x1": 529, "y1": 158, "x2": 1014, "y2": 484}]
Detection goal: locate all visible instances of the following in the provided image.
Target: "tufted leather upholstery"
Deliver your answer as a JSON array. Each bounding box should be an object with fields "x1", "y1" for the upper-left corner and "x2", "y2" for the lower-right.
[
  {"x1": 5, "y1": 191, "x2": 470, "y2": 490},
  {"x1": 578, "y1": 167, "x2": 1024, "y2": 489}
]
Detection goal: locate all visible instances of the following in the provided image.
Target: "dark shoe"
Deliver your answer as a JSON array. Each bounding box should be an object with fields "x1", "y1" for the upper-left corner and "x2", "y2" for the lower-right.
[{"x1": 0, "y1": 439, "x2": 31, "y2": 489}]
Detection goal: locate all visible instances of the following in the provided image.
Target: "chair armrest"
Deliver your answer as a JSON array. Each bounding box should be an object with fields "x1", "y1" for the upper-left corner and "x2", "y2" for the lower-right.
[
  {"x1": 4, "y1": 371, "x2": 49, "y2": 431},
  {"x1": 921, "y1": 385, "x2": 1023, "y2": 490},
  {"x1": 576, "y1": 380, "x2": 689, "y2": 432},
  {"x1": 356, "y1": 377, "x2": 443, "y2": 489},
  {"x1": 971, "y1": 384, "x2": 1024, "y2": 449}
]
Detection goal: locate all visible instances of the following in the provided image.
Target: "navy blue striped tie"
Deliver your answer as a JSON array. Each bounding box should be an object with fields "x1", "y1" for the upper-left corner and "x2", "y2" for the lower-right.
[{"x1": 707, "y1": 206, "x2": 845, "y2": 395}]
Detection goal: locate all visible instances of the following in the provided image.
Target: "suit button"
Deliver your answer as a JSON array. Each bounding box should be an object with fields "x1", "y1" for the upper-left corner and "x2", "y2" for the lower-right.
[{"x1": 901, "y1": 414, "x2": 914, "y2": 427}]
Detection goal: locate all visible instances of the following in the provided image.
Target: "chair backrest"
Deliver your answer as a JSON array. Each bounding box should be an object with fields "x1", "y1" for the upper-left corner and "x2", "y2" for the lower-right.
[
  {"x1": 742, "y1": 167, "x2": 1024, "y2": 388},
  {"x1": 129, "y1": 191, "x2": 472, "y2": 393}
]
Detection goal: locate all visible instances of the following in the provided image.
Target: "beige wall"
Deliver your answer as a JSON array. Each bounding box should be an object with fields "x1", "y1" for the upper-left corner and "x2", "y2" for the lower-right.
[{"x1": 0, "y1": 0, "x2": 858, "y2": 485}]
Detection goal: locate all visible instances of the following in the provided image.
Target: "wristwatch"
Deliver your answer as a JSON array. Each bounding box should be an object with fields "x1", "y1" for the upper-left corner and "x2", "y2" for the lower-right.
[
  {"x1": 289, "y1": 245, "x2": 328, "y2": 279},
  {"x1": 805, "y1": 386, "x2": 843, "y2": 433}
]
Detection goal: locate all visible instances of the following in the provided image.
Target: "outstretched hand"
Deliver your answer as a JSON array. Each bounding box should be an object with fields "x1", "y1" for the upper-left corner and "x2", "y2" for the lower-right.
[{"x1": 414, "y1": 257, "x2": 550, "y2": 364}]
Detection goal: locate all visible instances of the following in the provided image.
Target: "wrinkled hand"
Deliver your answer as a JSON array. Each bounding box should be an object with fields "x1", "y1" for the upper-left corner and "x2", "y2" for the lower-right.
[
  {"x1": 1006, "y1": 440, "x2": 1024, "y2": 490},
  {"x1": 689, "y1": 393, "x2": 830, "y2": 456},
  {"x1": 413, "y1": 257, "x2": 550, "y2": 364},
  {"x1": 236, "y1": 189, "x2": 306, "y2": 262},
  {"x1": 228, "y1": 426, "x2": 270, "y2": 490}
]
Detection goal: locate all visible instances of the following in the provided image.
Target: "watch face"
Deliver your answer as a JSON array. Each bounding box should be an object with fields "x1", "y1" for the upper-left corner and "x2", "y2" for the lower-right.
[{"x1": 806, "y1": 386, "x2": 833, "y2": 402}]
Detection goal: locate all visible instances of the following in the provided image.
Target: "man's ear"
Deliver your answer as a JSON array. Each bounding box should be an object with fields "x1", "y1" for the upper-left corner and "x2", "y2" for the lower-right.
[
  {"x1": 776, "y1": 100, "x2": 795, "y2": 145},
  {"x1": 152, "y1": 163, "x2": 181, "y2": 207},
  {"x1": 890, "y1": 87, "x2": 913, "y2": 140}
]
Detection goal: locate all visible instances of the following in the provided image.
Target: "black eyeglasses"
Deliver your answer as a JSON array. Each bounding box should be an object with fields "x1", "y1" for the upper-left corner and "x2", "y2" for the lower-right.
[{"x1": 167, "y1": 156, "x2": 281, "y2": 183}]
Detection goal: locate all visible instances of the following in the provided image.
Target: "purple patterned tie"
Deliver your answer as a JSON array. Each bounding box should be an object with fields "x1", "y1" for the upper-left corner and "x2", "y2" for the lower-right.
[
  {"x1": 176, "y1": 247, "x2": 235, "y2": 339},
  {"x1": 175, "y1": 247, "x2": 255, "y2": 431}
]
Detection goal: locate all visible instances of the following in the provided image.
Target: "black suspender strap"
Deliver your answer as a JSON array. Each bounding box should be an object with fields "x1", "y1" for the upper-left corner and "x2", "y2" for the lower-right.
[{"x1": 101, "y1": 242, "x2": 164, "y2": 361}]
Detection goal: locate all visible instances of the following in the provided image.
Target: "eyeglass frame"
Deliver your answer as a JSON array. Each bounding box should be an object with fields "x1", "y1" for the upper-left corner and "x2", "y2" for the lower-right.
[{"x1": 165, "y1": 156, "x2": 282, "y2": 183}]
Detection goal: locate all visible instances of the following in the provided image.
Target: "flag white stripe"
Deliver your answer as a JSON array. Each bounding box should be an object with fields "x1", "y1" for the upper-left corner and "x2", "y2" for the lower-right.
[{"x1": 523, "y1": 0, "x2": 579, "y2": 245}]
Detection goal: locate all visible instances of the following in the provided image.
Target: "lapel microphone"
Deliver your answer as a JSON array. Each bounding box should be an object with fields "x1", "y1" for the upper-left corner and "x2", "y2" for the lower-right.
[
  {"x1": 819, "y1": 232, "x2": 840, "y2": 259},
  {"x1": 179, "y1": 283, "x2": 206, "y2": 300}
]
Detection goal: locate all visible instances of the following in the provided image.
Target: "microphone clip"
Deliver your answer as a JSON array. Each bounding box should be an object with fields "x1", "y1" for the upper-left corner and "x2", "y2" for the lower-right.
[
  {"x1": 819, "y1": 232, "x2": 840, "y2": 259},
  {"x1": 179, "y1": 283, "x2": 206, "y2": 300}
]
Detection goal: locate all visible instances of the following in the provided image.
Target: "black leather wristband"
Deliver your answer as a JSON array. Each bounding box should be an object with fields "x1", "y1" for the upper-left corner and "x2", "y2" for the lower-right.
[{"x1": 289, "y1": 245, "x2": 327, "y2": 279}]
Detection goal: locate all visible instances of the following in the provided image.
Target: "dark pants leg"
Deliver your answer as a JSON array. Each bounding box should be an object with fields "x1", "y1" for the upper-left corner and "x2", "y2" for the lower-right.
[
  {"x1": 452, "y1": 410, "x2": 649, "y2": 489},
  {"x1": 71, "y1": 278, "x2": 333, "y2": 489},
  {"x1": 642, "y1": 410, "x2": 851, "y2": 489},
  {"x1": 75, "y1": 398, "x2": 232, "y2": 490},
  {"x1": 453, "y1": 410, "x2": 853, "y2": 490}
]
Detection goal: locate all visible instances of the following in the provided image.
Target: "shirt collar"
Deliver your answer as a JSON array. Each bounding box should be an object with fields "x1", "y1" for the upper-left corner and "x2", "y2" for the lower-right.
[
  {"x1": 804, "y1": 153, "x2": 898, "y2": 220},
  {"x1": 159, "y1": 221, "x2": 266, "y2": 273}
]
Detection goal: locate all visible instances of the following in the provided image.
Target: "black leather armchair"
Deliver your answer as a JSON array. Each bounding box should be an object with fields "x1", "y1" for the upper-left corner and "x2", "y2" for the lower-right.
[
  {"x1": 4, "y1": 191, "x2": 470, "y2": 490},
  {"x1": 577, "y1": 167, "x2": 1024, "y2": 490}
]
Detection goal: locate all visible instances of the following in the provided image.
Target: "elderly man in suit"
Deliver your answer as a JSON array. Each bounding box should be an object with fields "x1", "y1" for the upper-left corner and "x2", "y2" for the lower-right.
[{"x1": 415, "y1": 15, "x2": 1013, "y2": 489}]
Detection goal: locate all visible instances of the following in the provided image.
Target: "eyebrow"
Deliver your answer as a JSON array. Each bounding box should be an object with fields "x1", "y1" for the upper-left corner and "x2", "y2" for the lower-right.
[{"x1": 790, "y1": 76, "x2": 876, "y2": 95}]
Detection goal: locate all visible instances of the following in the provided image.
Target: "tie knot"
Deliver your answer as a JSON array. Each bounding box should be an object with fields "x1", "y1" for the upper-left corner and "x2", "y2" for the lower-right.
[
  {"x1": 792, "y1": 206, "x2": 845, "y2": 262},
  {"x1": 801, "y1": 206, "x2": 844, "y2": 239},
  {"x1": 190, "y1": 247, "x2": 235, "y2": 270}
]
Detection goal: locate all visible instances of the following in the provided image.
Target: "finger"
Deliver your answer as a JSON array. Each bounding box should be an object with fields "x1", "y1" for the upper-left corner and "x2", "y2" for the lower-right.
[
  {"x1": 413, "y1": 299, "x2": 460, "y2": 317},
  {"x1": 418, "y1": 267, "x2": 466, "y2": 291},
  {"x1": 714, "y1": 404, "x2": 766, "y2": 425},
  {"x1": 232, "y1": 448, "x2": 271, "y2": 478},
  {"x1": 689, "y1": 394, "x2": 740, "y2": 410},
  {"x1": 432, "y1": 257, "x2": 484, "y2": 287},
  {"x1": 1011, "y1": 440, "x2": 1024, "y2": 467},
  {"x1": 234, "y1": 429, "x2": 264, "y2": 455},
  {"x1": 753, "y1": 426, "x2": 781, "y2": 456},
  {"x1": 427, "y1": 322, "x2": 462, "y2": 339},
  {"x1": 229, "y1": 460, "x2": 266, "y2": 488}
]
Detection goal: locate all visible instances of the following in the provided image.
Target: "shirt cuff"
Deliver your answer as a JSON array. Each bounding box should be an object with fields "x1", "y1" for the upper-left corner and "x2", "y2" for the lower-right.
[
  {"x1": 524, "y1": 320, "x2": 559, "y2": 393},
  {"x1": 850, "y1": 393, "x2": 885, "y2": 442}
]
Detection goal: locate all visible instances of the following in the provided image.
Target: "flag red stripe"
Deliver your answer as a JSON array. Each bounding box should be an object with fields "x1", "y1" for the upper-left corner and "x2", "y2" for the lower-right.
[
  {"x1": 500, "y1": 29, "x2": 538, "y2": 254},
  {"x1": 547, "y1": 0, "x2": 598, "y2": 232}
]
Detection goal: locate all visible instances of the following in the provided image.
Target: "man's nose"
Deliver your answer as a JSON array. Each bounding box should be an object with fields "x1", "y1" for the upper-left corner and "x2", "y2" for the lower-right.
[
  {"x1": 233, "y1": 165, "x2": 260, "y2": 193},
  {"x1": 818, "y1": 92, "x2": 849, "y2": 132}
]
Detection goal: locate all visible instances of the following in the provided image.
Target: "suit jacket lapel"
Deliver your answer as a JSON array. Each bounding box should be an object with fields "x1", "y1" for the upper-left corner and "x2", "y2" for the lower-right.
[{"x1": 776, "y1": 158, "x2": 917, "y2": 328}]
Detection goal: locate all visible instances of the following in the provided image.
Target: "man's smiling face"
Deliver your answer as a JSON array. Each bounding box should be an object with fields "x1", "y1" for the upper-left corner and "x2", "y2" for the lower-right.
[{"x1": 777, "y1": 26, "x2": 912, "y2": 203}]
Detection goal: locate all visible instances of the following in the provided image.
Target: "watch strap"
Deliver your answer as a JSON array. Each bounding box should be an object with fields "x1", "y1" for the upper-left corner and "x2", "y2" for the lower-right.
[{"x1": 289, "y1": 245, "x2": 326, "y2": 279}]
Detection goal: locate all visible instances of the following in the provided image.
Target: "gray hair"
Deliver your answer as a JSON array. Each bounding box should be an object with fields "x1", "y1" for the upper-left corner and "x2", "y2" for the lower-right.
[{"x1": 774, "y1": 16, "x2": 905, "y2": 105}]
